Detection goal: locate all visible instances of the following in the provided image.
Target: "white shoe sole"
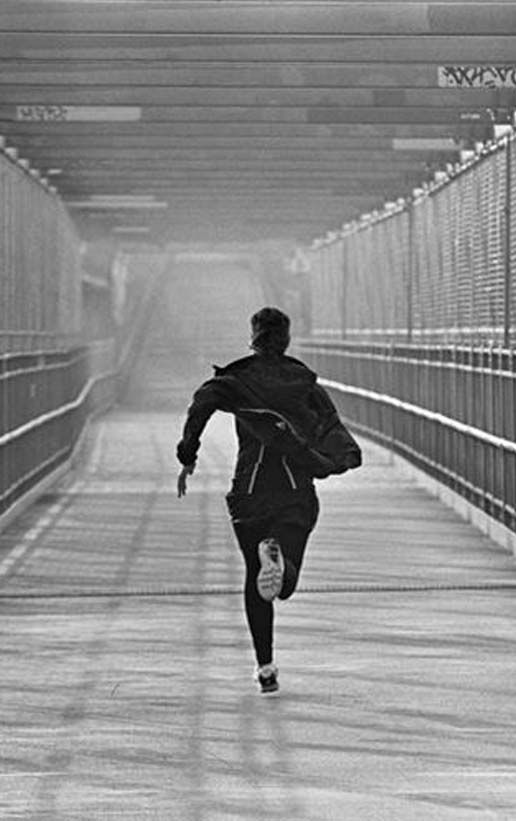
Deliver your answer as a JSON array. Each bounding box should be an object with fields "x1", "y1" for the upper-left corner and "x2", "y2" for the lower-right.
[{"x1": 257, "y1": 540, "x2": 284, "y2": 601}]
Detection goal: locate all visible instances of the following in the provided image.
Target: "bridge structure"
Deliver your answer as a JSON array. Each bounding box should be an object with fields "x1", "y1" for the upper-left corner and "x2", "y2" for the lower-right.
[{"x1": 1, "y1": 3, "x2": 516, "y2": 819}]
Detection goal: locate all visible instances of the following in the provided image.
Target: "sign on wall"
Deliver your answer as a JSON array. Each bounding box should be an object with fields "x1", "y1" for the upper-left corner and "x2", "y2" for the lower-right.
[{"x1": 15, "y1": 106, "x2": 142, "y2": 122}]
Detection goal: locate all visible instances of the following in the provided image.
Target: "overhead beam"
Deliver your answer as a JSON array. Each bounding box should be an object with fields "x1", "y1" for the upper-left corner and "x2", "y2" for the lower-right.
[
  {"x1": 0, "y1": 105, "x2": 493, "y2": 126},
  {"x1": 0, "y1": 87, "x2": 508, "y2": 108},
  {"x1": 0, "y1": 60, "x2": 506, "y2": 91},
  {"x1": 24, "y1": 147, "x2": 436, "y2": 162},
  {"x1": 49, "y1": 162, "x2": 426, "y2": 174},
  {"x1": 0, "y1": 88, "x2": 512, "y2": 110},
  {"x1": 0, "y1": 123, "x2": 462, "y2": 139},
  {"x1": 0, "y1": 61, "x2": 481, "y2": 88},
  {"x1": 59, "y1": 182, "x2": 406, "y2": 196},
  {"x1": 64, "y1": 184, "x2": 387, "y2": 194},
  {"x1": 0, "y1": 3, "x2": 515, "y2": 36},
  {"x1": 1, "y1": 35, "x2": 516, "y2": 64},
  {"x1": 5, "y1": 135, "x2": 459, "y2": 152},
  {"x1": 54, "y1": 177, "x2": 423, "y2": 191},
  {"x1": 39, "y1": 170, "x2": 433, "y2": 185}
]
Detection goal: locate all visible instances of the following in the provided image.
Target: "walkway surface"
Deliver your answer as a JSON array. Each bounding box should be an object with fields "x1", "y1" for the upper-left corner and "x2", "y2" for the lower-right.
[{"x1": 1, "y1": 401, "x2": 516, "y2": 820}]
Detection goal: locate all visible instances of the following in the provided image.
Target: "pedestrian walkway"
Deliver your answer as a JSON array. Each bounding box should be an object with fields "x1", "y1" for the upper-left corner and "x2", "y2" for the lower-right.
[{"x1": 1, "y1": 406, "x2": 516, "y2": 820}]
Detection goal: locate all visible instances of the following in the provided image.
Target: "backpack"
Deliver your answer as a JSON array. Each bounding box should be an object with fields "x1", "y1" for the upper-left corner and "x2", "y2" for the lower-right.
[{"x1": 230, "y1": 378, "x2": 362, "y2": 479}]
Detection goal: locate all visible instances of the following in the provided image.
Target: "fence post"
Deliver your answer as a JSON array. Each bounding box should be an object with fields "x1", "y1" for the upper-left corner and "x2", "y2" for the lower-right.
[
  {"x1": 341, "y1": 237, "x2": 347, "y2": 340},
  {"x1": 504, "y1": 138, "x2": 512, "y2": 349},
  {"x1": 407, "y1": 200, "x2": 414, "y2": 343}
]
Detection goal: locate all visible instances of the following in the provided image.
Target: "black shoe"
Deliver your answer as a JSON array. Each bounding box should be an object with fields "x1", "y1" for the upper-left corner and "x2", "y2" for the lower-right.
[{"x1": 255, "y1": 663, "x2": 279, "y2": 695}]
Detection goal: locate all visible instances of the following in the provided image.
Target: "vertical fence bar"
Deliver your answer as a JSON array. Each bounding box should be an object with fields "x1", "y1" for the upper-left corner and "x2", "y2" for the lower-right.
[
  {"x1": 341, "y1": 235, "x2": 348, "y2": 340},
  {"x1": 407, "y1": 200, "x2": 416, "y2": 343},
  {"x1": 504, "y1": 138, "x2": 512, "y2": 349}
]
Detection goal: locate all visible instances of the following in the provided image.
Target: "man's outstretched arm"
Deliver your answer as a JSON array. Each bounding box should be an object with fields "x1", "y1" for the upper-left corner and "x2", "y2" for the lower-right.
[{"x1": 176, "y1": 377, "x2": 233, "y2": 496}]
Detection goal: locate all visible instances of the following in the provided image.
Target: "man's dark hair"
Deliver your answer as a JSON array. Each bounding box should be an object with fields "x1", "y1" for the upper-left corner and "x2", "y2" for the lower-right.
[{"x1": 250, "y1": 307, "x2": 290, "y2": 355}]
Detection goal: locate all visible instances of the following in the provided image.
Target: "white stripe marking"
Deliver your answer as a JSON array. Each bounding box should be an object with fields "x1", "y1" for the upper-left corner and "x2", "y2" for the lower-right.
[
  {"x1": 247, "y1": 444, "x2": 265, "y2": 495},
  {"x1": 0, "y1": 484, "x2": 80, "y2": 578},
  {"x1": 282, "y1": 456, "x2": 297, "y2": 490},
  {"x1": 0, "y1": 772, "x2": 65, "y2": 778}
]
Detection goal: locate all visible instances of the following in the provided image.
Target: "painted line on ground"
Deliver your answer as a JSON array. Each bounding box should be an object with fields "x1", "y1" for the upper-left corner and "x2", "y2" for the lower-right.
[{"x1": 0, "y1": 480, "x2": 83, "y2": 579}]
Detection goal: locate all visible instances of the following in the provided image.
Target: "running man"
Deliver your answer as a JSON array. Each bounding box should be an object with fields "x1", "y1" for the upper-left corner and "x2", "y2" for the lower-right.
[{"x1": 176, "y1": 307, "x2": 360, "y2": 694}]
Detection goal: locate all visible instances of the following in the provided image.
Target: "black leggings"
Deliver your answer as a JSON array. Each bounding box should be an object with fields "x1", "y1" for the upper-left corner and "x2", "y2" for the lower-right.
[{"x1": 231, "y1": 494, "x2": 319, "y2": 667}]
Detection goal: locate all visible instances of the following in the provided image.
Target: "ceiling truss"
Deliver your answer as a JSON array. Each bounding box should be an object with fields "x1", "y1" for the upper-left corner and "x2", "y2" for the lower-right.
[{"x1": 1, "y1": 1, "x2": 515, "y2": 244}]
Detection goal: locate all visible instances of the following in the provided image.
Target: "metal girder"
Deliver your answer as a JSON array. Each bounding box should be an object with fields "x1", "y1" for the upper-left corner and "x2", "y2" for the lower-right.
[
  {"x1": 21, "y1": 150, "x2": 436, "y2": 165},
  {"x1": 0, "y1": 87, "x2": 509, "y2": 108},
  {"x1": 0, "y1": 122, "x2": 464, "y2": 138},
  {"x1": 0, "y1": 62, "x2": 473, "y2": 87},
  {"x1": 1, "y1": 34, "x2": 516, "y2": 63},
  {"x1": 6, "y1": 139, "x2": 458, "y2": 157},
  {"x1": 0, "y1": 3, "x2": 515, "y2": 36},
  {"x1": 0, "y1": 61, "x2": 505, "y2": 88}
]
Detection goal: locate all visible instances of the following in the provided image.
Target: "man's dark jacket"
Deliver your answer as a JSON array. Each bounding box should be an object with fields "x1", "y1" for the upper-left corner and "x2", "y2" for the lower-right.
[{"x1": 177, "y1": 353, "x2": 358, "y2": 511}]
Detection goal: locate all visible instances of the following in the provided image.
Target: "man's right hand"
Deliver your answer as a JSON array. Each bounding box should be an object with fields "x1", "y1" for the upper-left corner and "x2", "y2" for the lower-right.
[{"x1": 177, "y1": 464, "x2": 195, "y2": 498}]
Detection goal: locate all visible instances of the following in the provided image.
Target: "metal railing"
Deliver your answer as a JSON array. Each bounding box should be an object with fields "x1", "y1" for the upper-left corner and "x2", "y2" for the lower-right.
[
  {"x1": 0, "y1": 343, "x2": 116, "y2": 517},
  {"x1": 299, "y1": 340, "x2": 516, "y2": 533},
  {"x1": 301, "y1": 133, "x2": 516, "y2": 534},
  {"x1": 0, "y1": 131, "x2": 168, "y2": 526},
  {"x1": 0, "y1": 251, "x2": 166, "y2": 527}
]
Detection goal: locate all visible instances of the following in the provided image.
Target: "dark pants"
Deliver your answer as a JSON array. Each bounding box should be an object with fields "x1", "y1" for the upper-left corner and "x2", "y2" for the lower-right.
[{"x1": 231, "y1": 492, "x2": 319, "y2": 667}]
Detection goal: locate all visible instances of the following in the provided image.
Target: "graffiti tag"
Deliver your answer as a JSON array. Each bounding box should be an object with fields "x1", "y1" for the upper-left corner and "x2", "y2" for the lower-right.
[
  {"x1": 16, "y1": 105, "x2": 69, "y2": 122},
  {"x1": 438, "y1": 66, "x2": 516, "y2": 88}
]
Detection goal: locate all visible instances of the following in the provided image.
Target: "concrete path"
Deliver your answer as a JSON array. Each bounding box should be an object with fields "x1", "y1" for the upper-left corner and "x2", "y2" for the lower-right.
[{"x1": 1, "y1": 408, "x2": 516, "y2": 820}]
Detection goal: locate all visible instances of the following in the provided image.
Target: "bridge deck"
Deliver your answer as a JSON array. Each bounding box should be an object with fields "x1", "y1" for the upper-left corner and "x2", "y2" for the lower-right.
[{"x1": 1, "y1": 406, "x2": 516, "y2": 821}]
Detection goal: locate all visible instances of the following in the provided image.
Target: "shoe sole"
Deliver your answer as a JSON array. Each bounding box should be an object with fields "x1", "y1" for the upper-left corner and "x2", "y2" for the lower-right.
[
  {"x1": 260, "y1": 686, "x2": 279, "y2": 696},
  {"x1": 257, "y1": 541, "x2": 284, "y2": 601},
  {"x1": 258, "y1": 677, "x2": 279, "y2": 695}
]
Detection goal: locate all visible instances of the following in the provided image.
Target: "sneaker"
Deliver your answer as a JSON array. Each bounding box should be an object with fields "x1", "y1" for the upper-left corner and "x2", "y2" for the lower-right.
[
  {"x1": 255, "y1": 663, "x2": 279, "y2": 694},
  {"x1": 257, "y1": 538, "x2": 285, "y2": 601}
]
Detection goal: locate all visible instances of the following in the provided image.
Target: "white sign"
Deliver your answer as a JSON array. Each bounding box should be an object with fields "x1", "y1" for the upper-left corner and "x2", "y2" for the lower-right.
[
  {"x1": 438, "y1": 66, "x2": 516, "y2": 88},
  {"x1": 286, "y1": 248, "x2": 310, "y2": 275},
  {"x1": 393, "y1": 138, "x2": 457, "y2": 151},
  {"x1": 16, "y1": 105, "x2": 141, "y2": 122}
]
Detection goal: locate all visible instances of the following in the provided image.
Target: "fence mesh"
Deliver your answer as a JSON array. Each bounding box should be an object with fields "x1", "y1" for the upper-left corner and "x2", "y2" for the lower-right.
[
  {"x1": 510, "y1": 139, "x2": 516, "y2": 339},
  {"x1": 309, "y1": 138, "x2": 515, "y2": 347},
  {"x1": 0, "y1": 154, "x2": 82, "y2": 350}
]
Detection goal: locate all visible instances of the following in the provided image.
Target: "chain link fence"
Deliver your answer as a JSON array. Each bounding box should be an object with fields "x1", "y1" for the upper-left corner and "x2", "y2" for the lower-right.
[
  {"x1": 0, "y1": 153, "x2": 82, "y2": 352},
  {"x1": 308, "y1": 136, "x2": 515, "y2": 348}
]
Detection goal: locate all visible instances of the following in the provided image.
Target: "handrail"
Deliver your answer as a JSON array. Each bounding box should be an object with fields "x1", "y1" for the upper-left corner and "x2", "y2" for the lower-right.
[
  {"x1": 0, "y1": 368, "x2": 115, "y2": 448},
  {"x1": 320, "y1": 377, "x2": 516, "y2": 455}
]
